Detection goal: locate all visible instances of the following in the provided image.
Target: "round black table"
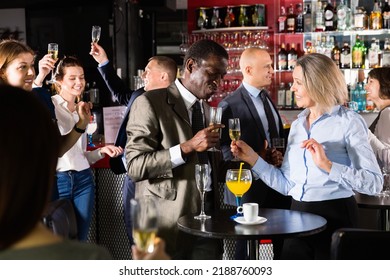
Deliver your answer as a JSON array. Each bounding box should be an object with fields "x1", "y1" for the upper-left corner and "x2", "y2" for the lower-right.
[
  {"x1": 354, "y1": 192, "x2": 390, "y2": 231},
  {"x1": 177, "y1": 208, "x2": 327, "y2": 260}
]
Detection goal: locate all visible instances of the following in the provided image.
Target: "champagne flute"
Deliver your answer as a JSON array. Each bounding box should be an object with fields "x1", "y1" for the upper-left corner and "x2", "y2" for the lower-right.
[
  {"x1": 91, "y1": 25, "x2": 101, "y2": 43},
  {"x1": 47, "y1": 43, "x2": 58, "y2": 84},
  {"x1": 130, "y1": 197, "x2": 158, "y2": 253},
  {"x1": 376, "y1": 148, "x2": 390, "y2": 197},
  {"x1": 208, "y1": 107, "x2": 222, "y2": 152},
  {"x1": 229, "y1": 118, "x2": 241, "y2": 161},
  {"x1": 194, "y1": 164, "x2": 211, "y2": 220},
  {"x1": 86, "y1": 114, "x2": 97, "y2": 147},
  {"x1": 225, "y1": 168, "x2": 252, "y2": 219}
]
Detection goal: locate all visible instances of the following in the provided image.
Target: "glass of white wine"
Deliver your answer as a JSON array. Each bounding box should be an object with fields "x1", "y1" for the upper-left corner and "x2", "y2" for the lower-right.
[
  {"x1": 208, "y1": 107, "x2": 222, "y2": 152},
  {"x1": 130, "y1": 197, "x2": 158, "y2": 253},
  {"x1": 91, "y1": 25, "x2": 101, "y2": 43},
  {"x1": 47, "y1": 43, "x2": 58, "y2": 84},
  {"x1": 229, "y1": 118, "x2": 241, "y2": 161},
  {"x1": 86, "y1": 114, "x2": 97, "y2": 147}
]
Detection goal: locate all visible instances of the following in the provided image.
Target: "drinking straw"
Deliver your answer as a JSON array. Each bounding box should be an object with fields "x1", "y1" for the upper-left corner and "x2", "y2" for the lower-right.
[{"x1": 238, "y1": 162, "x2": 244, "y2": 182}]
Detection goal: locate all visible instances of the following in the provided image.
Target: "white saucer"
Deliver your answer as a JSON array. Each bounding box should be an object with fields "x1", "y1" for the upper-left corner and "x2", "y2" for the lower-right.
[{"x1": 234, "y1": 216, "x2": 267, "y2": 225}]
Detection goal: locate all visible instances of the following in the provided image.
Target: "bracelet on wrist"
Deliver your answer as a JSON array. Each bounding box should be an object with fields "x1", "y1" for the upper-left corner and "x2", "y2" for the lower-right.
[{"x1": 73, "y1": 124, "x2": 86, "y2": 134}]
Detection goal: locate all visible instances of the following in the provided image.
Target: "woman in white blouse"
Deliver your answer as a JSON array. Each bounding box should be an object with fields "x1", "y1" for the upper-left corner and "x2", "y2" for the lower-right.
[{"x1": 52, "y1": 56, "x2": 123, "y2": 240}]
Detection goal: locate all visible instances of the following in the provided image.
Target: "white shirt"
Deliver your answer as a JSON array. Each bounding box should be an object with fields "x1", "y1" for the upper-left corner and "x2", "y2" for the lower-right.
[{"x1": 52, "y1": 95, "x2": 103, "y2": 172}]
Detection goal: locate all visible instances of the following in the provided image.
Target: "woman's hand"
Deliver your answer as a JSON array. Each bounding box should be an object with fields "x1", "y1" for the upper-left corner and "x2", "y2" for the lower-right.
[
  {"x1": 100, "y1": 145, "x2": 124, "y2": 158},
  {"x1": 34, "y1": 54, "x2": 57, "y2": 86},
  {"x1": 301, "y1": 138, "x2": 332, "y2": 172},
  {"x1": 231, "y1": 140, "x2": 259, "y2": 167}
]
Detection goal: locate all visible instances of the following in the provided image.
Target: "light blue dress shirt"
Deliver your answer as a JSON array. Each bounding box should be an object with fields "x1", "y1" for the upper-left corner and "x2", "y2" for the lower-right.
[{"x1": 251, "y1": 105, "x2": 383, "y2": 202}]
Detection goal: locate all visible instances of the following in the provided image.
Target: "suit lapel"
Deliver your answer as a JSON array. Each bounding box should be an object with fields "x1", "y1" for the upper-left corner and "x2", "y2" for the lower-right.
[
  {"x1": 167, "y1": 83, "x2": 191, "y2": 129},
  {"x1": 240, "y1": 87, "x2": 267, "y2": 140}
]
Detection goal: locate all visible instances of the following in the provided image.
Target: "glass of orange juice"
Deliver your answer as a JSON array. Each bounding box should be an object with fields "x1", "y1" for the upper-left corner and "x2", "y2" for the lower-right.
[{"x1": 225, "y1": 168, "x2": 252, "y2": 219}]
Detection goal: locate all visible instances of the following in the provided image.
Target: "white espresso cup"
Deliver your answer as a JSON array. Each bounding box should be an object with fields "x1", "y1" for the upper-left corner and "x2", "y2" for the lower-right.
[{"x1": 243, "y1": 203, "x2": 259, "y2": 222}]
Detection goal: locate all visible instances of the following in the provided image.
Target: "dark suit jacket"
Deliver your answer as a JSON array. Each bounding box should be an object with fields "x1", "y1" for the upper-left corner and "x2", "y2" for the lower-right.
[
  {"x1": 218, "y1": 85, "x2": 291, "y2": 209},
  {"x1": 97, "y1": 61, "x2": 145, "y2": 174}
]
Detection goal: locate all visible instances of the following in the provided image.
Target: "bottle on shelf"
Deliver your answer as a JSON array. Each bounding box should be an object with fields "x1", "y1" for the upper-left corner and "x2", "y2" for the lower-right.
[
  {"x1": 278, "y1": 6, "x2": 287, "y2": 33},
  {"x1": 370, "y1": 0, "x2": 383, "y2": 30},
  {"x1": 303, "y1": 4, "x2": 312, "y2": 32},
  {"x1": 295, "y1": 3, "x2": 304, "y2": 32},
  {"x1": 224, "y1": 6, "x2": 235, "y2": 28},
  {"x1": 340, "y1": 42, "x2": 351, "y2": 69},
  {"x1": 252, "y1": 4, "x2": 264, "y2": 27},
  {"x1": 336, "y1": 0, "x2": 351, "y2": 31},
  {"x1": 324, "y1": 36, "x2": 333, "y2": 58},
  {"x1": 352, "y1": 35, "x2": 366, "y2": 69},
  {"x1": 285, "y1": 82, "x2": 294, "y2": 109},
  {"x1": 353, "y1": 7, "x2": 368, "y2": 30},
  {"x1": 287, "y1": 43, "x2": 298, "y2": 70},
  {"x1": 211, "y1": 7, "x2": 222, "y2": 29},
  {"x1": 286, "y1": 4, "x2": 296, "y2": 33},
  {"x1": 324, "y1": 0, "x2": 336, "y2": 31},
  {"x1": 277, "y1": 43, "x2": 288, "y2": 71},
  {"x1": 353, "y1": 82, "x2": 366, "y2": 112},
  {"x1": 197, "y1": 7, "x2": 208, "y2": 30},
  {"x1": 382, "y1": 38, "x2": 390, "y2": 66},
  {"x1": 331, "y1": 38, "x2": 341, "y2": 67},
  {"x1": 304, "y1": 40, "x2": 315, "y2": 54},
  {"x1": 315, "y1": 0, "x2": 325, "y2": 32},
  {"x1": 368, "y1": 38, "x2": 381, "y2": 68},
  {"x1": 383, "y1": 0, "x2": 390, "y2": 29},
  {"x1": 238, "y1": 5, "x2": 249, "y2": 27},
  {"x1": 277, "y1": 82, "x2": 286, "y2": 108}
]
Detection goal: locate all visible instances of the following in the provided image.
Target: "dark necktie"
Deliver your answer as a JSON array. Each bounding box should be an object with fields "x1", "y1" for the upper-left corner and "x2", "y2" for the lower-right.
[
  {"x1": 260, "y1": 90, "x2": 279, "y2": 141},
  {"x1": 192, "y1": 101, "x2": 208, "y2": 164}
]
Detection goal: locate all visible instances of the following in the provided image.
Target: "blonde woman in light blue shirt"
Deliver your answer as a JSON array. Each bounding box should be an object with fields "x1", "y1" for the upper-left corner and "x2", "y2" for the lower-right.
[{"x1": 231, "y1": 53, "x2": 383, "y2": 260}]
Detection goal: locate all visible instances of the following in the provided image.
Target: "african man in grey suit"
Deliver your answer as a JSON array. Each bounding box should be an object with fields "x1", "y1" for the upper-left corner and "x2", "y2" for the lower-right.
[{"x1": 126, "y1": 40, "x2": 228, "y2": 259}]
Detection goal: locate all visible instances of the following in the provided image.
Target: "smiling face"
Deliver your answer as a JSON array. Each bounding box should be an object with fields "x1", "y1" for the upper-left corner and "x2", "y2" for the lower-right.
[
  {"x1": 291, "y1": 65, "x2": 315, "y2": 109},
  {"x1": 183, "y1": 55, "x2": 227, "y2": 100},
  {"x1": 57, "y1": 66, "x2": 85, "y2": 101},
  {"x1": 0, "y1": 52, "x2": 35, "y2": 91},
  {"x1": 365, "y1": 77, "x2": 381, "y2": 104},
  {"x1": 241, "y1": 48, "x2": 274, "y2": 89}
]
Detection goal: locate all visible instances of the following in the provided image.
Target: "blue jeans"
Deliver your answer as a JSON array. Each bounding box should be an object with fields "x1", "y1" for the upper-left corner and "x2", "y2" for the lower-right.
[
  {"x1": 123, "y1": 175, "x2": 135, "y2": 244},
  {"x1": 56, "y1": 168, "x2": 95, "y2": 241}
]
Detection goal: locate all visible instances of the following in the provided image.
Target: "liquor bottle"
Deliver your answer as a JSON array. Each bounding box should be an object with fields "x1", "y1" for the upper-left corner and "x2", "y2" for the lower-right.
[
  {"x1": 252, "y1": 4, "x2": 264, "y2": 26},
  {"x1": 304, "y1": 40, "x2": 315, "y2": 54},
  {"x1": 238, "y1": 5, "x2": 249, "y2": 27},
  {"x1": 197, "y1": 8, "x2": 207, "y2": 30},
  {"x1": 278, "y1": 43, "x2": 288, "y2": 70},
  {"x1": 211, "y1": 7, "x2": 222, "y2": 28},
  {"x1": 224, "y1": 6, "x2": 235, "y2": 27},
  {"x1": 323, "y1": 36, "x2": 333, "y2": 58},
  {"x1": 285, "y1": 82, "x2": 293, "y2": 108},
  {"x1": 286, "y1": 4, "x2": 296, "y2": 33},
  {"x1": 368, "y1": 38, "x2": 380, "y2": 68},
  {"x1": 383, "y1": 0, "x2": 390, "y2": 29},
  {"x1": 303, "y1": 4, "x2": 312, "y2": 32},
  {"x1": 356, "y1": 82, "x2": 366, "y2": 112},
  {"x1": 352, "y1": 35, "x2": 365, "y2": 68},
  {"x1": 278, "y1": 6, "x2": 287, "y2": 33},
  {"x1": 295, "y1": 3, "x2": 304, "y2": 32},
  {"x1": 382, "y1": 38, "x2": 390, "y2": 66},
  {"x1": 332, "y1": 38, "x2": 341, "y2": 67},
  {"x1": 277, "y1": 82, "x2": 286, "y2": 108},
  {"x1": 354, "y1": 7, "x2": 368, "y2": 30},
  {"x1": 287, "y1": 43, "x2": 298, "y2": 70},
  {"x1": 340, "y1": 42, "x2": 351, "y2": 69},
  {"x1": 324, "y1": 0, "x2": 336, "y2": 31},
  {"x1": 315, "y1": 0, "x2": 325, "y2": 32},
  {"x1": 337, "y1": 0, "x2": 351, "y2": 31},
  {"x1": 370, "y1": 0, "x2": 383, "y2": 30}
]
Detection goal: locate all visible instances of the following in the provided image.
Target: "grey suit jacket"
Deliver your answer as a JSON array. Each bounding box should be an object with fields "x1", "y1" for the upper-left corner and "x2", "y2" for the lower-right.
[{"x1": 125, "y1": 82, "x2": 214, "y2": 257}]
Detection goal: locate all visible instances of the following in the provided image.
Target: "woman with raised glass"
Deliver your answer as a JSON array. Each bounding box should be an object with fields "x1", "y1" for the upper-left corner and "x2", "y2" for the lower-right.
[
  {"x1": 230, "y1": 53, "x2": 383, "y2": 259},
  {"x1": 51, "y1": 56, "x2": 123, "y2": 240}
]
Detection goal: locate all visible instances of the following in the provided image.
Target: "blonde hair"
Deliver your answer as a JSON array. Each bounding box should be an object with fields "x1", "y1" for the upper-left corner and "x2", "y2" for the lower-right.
[{"x1": 296, "y1": 53, "x2": 348, "y2": 112}]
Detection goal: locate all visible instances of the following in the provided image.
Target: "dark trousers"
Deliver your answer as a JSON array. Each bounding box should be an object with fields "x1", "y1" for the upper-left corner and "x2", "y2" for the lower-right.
[
  {"x1": 282, "y1": 196, "x2": 358, "y2": 260},
  {"x1": 123, "y1": 175, "x2": 135, "y2": 244}
]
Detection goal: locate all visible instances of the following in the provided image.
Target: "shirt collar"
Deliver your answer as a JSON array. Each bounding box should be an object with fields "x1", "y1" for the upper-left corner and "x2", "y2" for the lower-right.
[
  {"x1": 175, "y1": 78, "x2": 201, "y2": 110},
  {"x1": 297, "y1": 105, "x2": 342, "y2": 120},
  {"x1": 242, "y1": 81, "x2": 263, "y2": 98}
]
